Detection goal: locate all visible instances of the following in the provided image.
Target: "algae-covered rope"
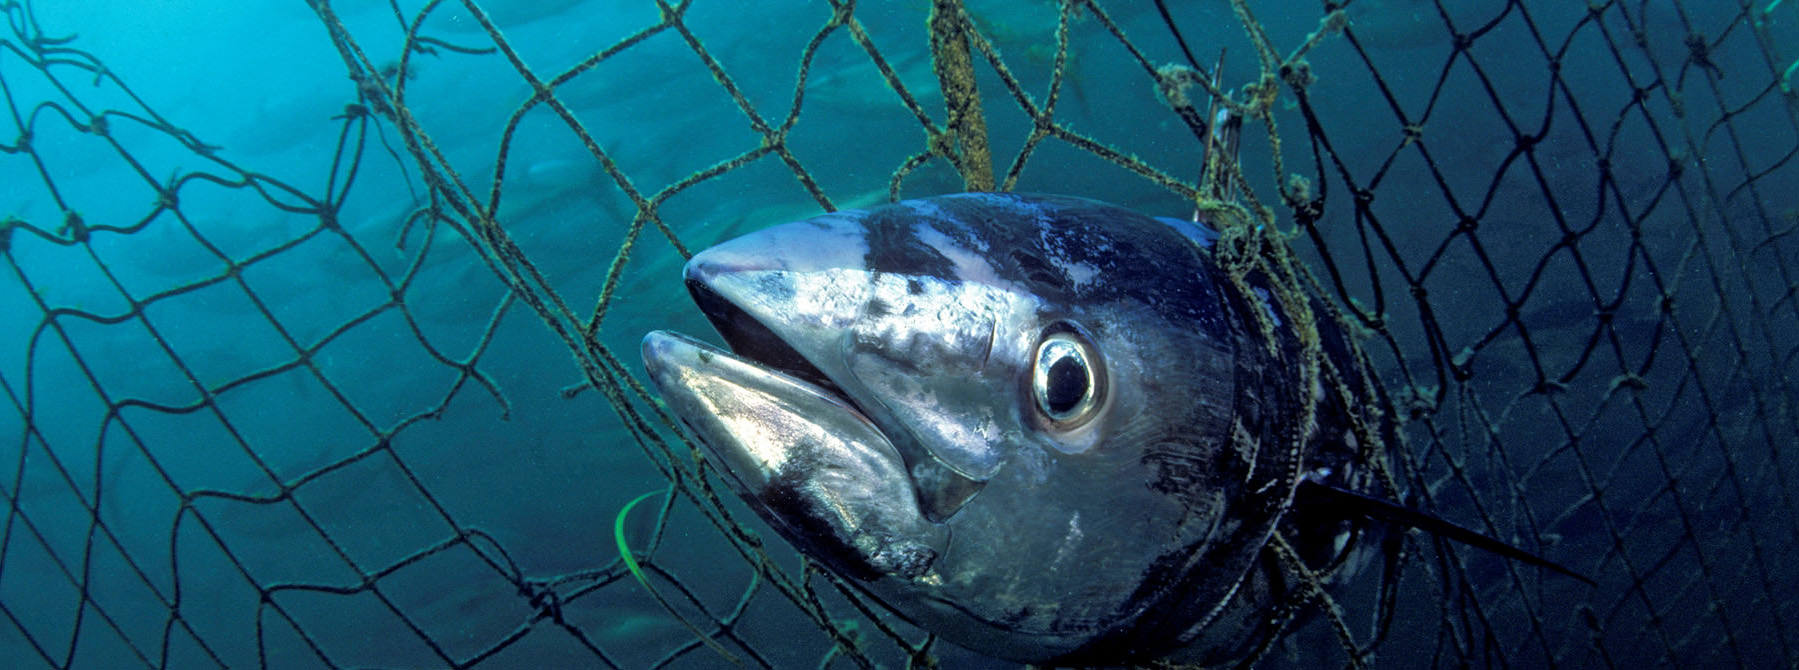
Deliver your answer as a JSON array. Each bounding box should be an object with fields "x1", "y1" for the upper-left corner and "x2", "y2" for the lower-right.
[{"x1": 927, "y1": 0, "x2": 995, "y2": 192}]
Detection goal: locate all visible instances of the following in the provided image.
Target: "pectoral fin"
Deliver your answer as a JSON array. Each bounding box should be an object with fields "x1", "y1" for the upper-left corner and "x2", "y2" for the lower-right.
[{"x1": 1297, "y1": 480, "x2": 1595, "y2": 587}]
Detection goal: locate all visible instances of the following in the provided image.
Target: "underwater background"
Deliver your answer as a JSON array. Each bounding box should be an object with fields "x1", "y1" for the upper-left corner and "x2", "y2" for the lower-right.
[{"x1": 2, "y1": 0, "x2": 1797, "y2": 667}]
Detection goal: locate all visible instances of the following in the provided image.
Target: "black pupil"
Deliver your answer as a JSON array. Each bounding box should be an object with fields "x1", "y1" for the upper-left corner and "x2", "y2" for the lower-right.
[{"x1": 1044, "y1": 355, "x2": 1087, "y2": 415}]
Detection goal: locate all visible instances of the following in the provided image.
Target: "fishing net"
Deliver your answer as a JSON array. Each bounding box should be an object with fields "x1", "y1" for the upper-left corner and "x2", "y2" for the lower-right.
[{"x1": 3, "y1": 0, "x2": 1796, "y2": 667}]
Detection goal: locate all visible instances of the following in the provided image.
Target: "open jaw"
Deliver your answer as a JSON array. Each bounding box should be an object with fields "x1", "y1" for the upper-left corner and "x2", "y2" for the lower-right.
[
  {"x1": 685, "y1": 276, "x2": 856, "y2": 410},
  {"x1": 639, "y1": 267, "x2": 943, "y2": 582}
]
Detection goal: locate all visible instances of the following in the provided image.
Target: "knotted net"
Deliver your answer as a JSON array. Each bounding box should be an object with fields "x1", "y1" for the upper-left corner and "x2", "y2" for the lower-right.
[{"x1": 2, "y1": 0, "x2": 1796, "y2": 667}]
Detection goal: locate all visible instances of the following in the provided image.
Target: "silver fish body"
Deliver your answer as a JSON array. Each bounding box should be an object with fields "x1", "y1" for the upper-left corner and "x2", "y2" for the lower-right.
[{"x1": 641, "y1": 193, "x2": 1384, "y2": 665}]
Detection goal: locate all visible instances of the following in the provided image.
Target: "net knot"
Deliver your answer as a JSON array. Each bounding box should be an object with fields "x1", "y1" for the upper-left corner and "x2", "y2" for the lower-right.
[
  {"x1": 60, "y1": 210, "x2": 88, "y2": 243},
  {"x1": 525, "y1": 583, "x2": 566, "y2": 625},
  {"x1": 1154, "y1": 63, "x2": 1202, "y2": 110},
  {"x1": 1685, "y1": 32, "x2": 1720, "y2": 76},
  {"x1": 1280, "y1": 59, "x2": 1316, "y2": 91}
]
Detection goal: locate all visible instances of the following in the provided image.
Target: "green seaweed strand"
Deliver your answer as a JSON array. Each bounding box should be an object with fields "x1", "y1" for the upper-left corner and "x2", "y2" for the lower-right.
[{"x1": 615, "y1": 489, "x2": 744, "y2": 666}]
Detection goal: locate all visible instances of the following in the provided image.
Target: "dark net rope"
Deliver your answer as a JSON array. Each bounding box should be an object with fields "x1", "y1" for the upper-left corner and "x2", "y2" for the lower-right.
[
  {"x1": 1280, "y1": 0, "x2": 1799, "y2": 666},
  {"x1": 1, "y1": 0, "x2": 1796, "y2": 668}
]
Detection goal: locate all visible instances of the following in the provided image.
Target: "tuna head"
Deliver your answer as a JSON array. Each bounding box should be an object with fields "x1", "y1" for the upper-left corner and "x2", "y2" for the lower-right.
[{"x1": 641, "y1": 193, "x2": 1295, "y2": 663}]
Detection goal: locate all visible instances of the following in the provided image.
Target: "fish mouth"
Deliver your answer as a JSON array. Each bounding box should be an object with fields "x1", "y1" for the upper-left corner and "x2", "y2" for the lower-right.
[
  {"x1": 639, "y1": 247, "x2": 942, "y2": 581},
  {"x1": 682, "y1": 276, "x2": 861, "y2": 414}
]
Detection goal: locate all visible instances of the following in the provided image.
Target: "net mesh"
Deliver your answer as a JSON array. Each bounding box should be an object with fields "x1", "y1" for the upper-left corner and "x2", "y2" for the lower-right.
[{"x1": 3, "y1": 0, "x2": 1796, "y2": 667}]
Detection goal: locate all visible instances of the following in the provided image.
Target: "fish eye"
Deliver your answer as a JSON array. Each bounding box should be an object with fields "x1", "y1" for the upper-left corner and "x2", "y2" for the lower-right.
[{"x1": 1031, "y1": 325, "x2": 1105, "y2": 428}]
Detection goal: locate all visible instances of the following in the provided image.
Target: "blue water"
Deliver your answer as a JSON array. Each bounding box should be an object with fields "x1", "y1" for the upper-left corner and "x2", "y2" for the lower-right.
[{"x1": 2, "y1": 0, "x2": 1796, "y2": 667}]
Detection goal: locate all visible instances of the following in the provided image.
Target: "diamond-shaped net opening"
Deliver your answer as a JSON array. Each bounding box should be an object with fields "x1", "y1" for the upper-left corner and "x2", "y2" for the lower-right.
[{"x1": 3, "y1": 0, "x2": 1797, "y2": 667}]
